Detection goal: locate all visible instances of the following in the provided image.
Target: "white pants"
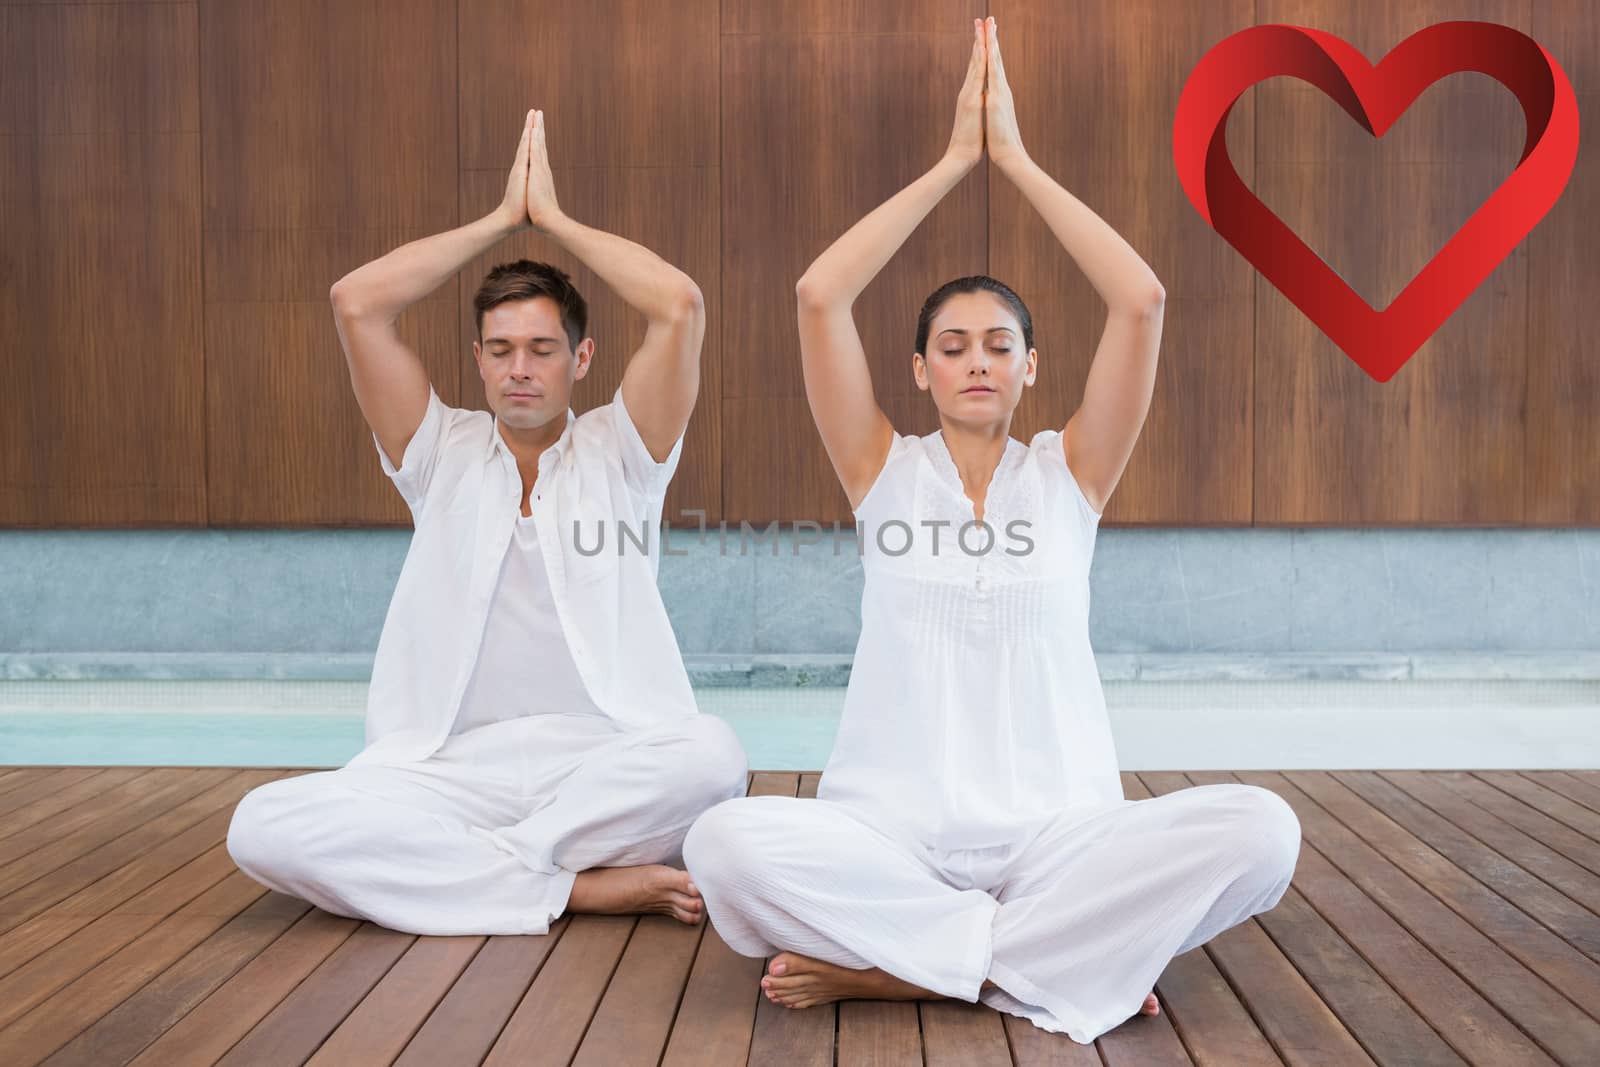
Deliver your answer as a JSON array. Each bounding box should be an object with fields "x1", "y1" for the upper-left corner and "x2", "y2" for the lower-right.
[
  {"x1": 682, "y1": 782, "x2": 1300, "y2": 1044},
  {"x1": 227, "y1": 712, "x2": 749, "y2": 936}
]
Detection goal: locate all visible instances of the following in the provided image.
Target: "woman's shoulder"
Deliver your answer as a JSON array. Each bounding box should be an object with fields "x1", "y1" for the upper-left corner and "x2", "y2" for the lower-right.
[
  {"x1": 850, "y1": 428, "x2": 931, "y2": 517},
  {"x1": 1026, "y1": 427, "x2": 1103, "y2": 522}
]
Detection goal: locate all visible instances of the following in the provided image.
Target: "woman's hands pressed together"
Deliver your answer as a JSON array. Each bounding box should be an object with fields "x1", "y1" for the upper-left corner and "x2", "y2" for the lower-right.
[
  {"x1": 945, "y1": 19, "x2": 988, "y2": 169},
  {"x1": 981, "y1": 16, "x2": 1028, "y2": 170}
]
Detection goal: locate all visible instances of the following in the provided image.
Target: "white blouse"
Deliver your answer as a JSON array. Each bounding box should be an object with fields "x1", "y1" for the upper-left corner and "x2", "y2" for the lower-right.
[{"x1": 816, "y1": 427, "x2": 1125, "y2": 851}]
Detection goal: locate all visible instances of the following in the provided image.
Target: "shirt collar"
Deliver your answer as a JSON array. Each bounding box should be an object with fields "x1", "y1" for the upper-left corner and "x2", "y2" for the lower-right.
[{"x1": 486, "y1": 407, "x2": 578, "y2": 469}]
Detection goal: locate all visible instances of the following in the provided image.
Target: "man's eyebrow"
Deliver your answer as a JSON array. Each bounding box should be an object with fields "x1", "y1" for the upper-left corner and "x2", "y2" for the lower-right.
[{"x1": 483, "y1": 335, "x2": 563, "y2": 345}]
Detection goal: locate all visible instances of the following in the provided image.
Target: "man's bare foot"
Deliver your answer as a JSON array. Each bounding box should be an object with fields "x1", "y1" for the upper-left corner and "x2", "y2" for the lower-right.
[
  {"x1": 1140, "y1": 991, "x2": 1160, "y2": 1016},
  {"x1": 567, "y1": 864, "x2": 704, "y2": 925},
  {"x1": 761, "y1": 952, "x2": 942, "y2": 1010}
]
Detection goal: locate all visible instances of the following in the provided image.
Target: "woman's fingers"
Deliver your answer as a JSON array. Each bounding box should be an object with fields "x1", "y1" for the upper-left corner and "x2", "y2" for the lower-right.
[
  {"x1": 963, "y1": 17, "x2": 984, "y2": 92},
  {"x1": 986, "y1": 16, "x2": 1010, "y2": 94}
]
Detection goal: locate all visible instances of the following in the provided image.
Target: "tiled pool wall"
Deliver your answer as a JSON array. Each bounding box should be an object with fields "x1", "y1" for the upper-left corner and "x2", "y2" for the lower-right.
[{"x1": 3, "y1": 527, "x2": 1598, "y2": 682}]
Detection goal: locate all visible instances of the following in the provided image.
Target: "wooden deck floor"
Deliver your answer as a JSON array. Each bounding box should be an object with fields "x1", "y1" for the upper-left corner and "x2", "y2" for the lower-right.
[{"x1": 0, "y1": 766, "x2": 1598, "y2": 1065}]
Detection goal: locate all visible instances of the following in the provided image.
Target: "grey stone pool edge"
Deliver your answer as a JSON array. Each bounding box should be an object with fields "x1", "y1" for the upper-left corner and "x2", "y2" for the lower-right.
[{"x1": 6, "y1": 650, "x2": 1600, "y2": 684}]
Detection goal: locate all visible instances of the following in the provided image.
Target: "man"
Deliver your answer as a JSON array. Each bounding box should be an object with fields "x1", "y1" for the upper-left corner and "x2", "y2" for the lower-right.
[{"x1": 226, "y1": 109, "x2": 748, "y2": 936}]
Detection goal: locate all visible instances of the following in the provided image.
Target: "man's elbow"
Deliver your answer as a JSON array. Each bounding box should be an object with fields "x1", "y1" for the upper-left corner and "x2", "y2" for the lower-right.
[
  {"x1": 329, "y1": 278, "x2": 364, "y2": 319},
  {"x1": 671, "y1": 279, "x2": 705, "y2": 323}
]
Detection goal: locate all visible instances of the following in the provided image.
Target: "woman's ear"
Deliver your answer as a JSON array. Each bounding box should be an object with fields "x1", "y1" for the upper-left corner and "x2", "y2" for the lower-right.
[{"x1": 912, "y1": 351, "x2": 930, "y2": 391}]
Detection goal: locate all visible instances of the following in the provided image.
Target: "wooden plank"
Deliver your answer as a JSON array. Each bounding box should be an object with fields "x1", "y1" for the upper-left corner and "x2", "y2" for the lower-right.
[
  {"x1": 36, "y1": 892, "x2": 311, "y2": 1067},
  {"x1": 572, "y1": 917, "x2": 704, "y2": 1066},
  {"x1": 483, "y1": 914, "x2": 636, "y2": 1065},
  {"x1": 1218, "y1": 771, "x2": 1564, "y2": 1065},
  {"x1": 720, "y1": 9, "x2": 987, "y2": 523},
  {"x1": 1285, "y1": 770, "x2": 1600, "y2": 1024},
  {"x1": 1523, "y1": 772, "x2": 1600, "y2": 822},
  {"x1": 0, "y1": 770, "x2": 195, "y2": 871},
  {"x1": 838, "y1": 1000, "x2": 920, "y2": 1066},
  {"x1": 0, "y1": 768, "x2": 234, "y2": 890},
  {"x1": 126, "y1": 910, "x2": 359, "y2": 1067},
  {"x1": 201, "y1": 0, "x2": 459, "y2": 525},
  {"x1": 0, "y1": 769, "x2": 56, "y2": 798},
  {"x1": 1004, "y1": 1013, "x2": 1104, "y2": 1065},
  {"x1": 659, "y1": 925, "x2": 765, "y2": 1067},
  {"x1": 0, "y1": 769, "x2": 147, "y2": 841},
  {"x1": 0, "y1": 872, "x2": 267, "y2": 1066},
  {"x1": 1527, "y1": 0, "x2": 1600, "y2": 524},
  {"x1": 394, "y1": 924, "x2": 571, "y2": 1067},
  {"x1": 1376, "y1": 771, "x2": 1600, "y2": 928},
  {"x1": 1253, "y1": 0, "x2": 1533, "y2": 526},
  {"x1": 1425, "y1": 772, "x2": 1600, "y2": 878},
  {"x1": 0, "y1": 2, "x2": 205, "y2": 525},
  {"x1": 1190, "y1": 777, "x2": 1440, "y2": 1067},
  {"x1": 0, "y1": 843, "x2": 241, "y2": 1018},
  {"x1": 919, "y1": 999, "x2": 1011, "y2": 1065},
  {"x1": 1473, "y1": 772, "x2": 1600, "y2": 846},
  {"x1": 0, "y1": 769, "x2": 119, "y2": 820},
  {"x1": 798, "y1": 773, "x2": 822, "y2": 799},
  {"x1": 1338, "y1": 772, "x2": 1600, "y2": 960},
  {"x1": 1171, "y1": 774, "x2": 1463, "y2": 1067},
  {"x1": 213, "y1": 924, "x2": 415, "y2": 1066},
  {"x1": 306, "y1": 935, "x2": 485, "y2": 1066}
]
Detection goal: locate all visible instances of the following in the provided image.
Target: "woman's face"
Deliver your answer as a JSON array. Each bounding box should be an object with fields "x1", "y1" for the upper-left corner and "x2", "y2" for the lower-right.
[{"x1": 913, "y1": 290, "x2": 1036, "y2": 424}]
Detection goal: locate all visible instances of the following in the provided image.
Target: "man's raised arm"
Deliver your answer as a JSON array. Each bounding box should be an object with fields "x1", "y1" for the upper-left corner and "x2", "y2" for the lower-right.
[{"x1": 330, "y1": 110, "x2": 540, "y2": 468}]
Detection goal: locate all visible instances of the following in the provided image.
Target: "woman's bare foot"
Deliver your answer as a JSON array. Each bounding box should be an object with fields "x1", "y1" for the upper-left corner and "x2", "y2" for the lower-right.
[
  {"x1": 760, "y1": 952, "x2": 942, "y2": 1009},
  {"x1": 567, "y1": 864, "x2": 704, "y2": 925},
  {"x1": 1140, "y1": 991, "x2": 1160, "y2": 1016}
]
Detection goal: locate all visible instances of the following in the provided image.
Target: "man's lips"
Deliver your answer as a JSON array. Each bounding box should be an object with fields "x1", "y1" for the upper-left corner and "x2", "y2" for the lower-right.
[{"x1": 962, "y1": 386, "x2": 996, "y2": 393}]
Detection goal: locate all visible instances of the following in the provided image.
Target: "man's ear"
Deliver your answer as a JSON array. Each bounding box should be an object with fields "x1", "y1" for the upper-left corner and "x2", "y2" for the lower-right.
[{"x1": 573, "y1": 337, "x2": 595, "y2": 379}]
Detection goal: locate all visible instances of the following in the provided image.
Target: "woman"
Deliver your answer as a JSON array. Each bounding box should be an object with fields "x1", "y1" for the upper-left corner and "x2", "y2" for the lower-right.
[{"x1": 682, "y1": 17, "x2": 1301, "y2": 1044}]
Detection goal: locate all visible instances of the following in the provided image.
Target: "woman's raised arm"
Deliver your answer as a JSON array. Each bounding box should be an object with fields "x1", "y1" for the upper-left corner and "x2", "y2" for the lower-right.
[
  {"x1": 983, "y1": 16, "x2": 1165, "y2": 515},
  {"x1": 794, "y1": 19, "x2": 989, "y2": 511}
]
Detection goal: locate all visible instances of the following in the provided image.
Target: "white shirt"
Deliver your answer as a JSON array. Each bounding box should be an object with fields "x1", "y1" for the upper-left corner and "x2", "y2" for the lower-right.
[
  {"x1": 451, "y1": 513, "x2": 603, "y2": 734},
  {"x1": 816, "y1": 427, "x2": 1125, "y2": 851},
  {"x1": 347, "y1": 385, "x2": 697, "y2": 768}
]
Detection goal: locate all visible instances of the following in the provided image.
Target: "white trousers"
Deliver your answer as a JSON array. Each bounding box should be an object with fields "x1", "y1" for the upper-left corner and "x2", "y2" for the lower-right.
[
  {"x1": 682, "y1": 782, "x2": 1301, "y2": 1044},
  {"x1": 227, "y1": 712, "x2": 749, "y2": 936}
]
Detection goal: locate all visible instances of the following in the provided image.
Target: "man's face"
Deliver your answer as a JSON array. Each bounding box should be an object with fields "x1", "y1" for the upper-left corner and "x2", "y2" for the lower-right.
[{"x1": 473, "y1": 297, "x2": 593, "y2": 430}]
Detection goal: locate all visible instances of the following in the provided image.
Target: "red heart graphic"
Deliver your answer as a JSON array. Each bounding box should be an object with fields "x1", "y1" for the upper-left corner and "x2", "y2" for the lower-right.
[{"x1": 1173, "y1": 21, "x2": 1579, "y2": 382}]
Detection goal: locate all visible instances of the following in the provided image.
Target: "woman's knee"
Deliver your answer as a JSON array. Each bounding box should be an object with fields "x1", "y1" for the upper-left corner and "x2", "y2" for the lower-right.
[{"x1": 682, "y1": 797, "x2": 766, "y2": 891}]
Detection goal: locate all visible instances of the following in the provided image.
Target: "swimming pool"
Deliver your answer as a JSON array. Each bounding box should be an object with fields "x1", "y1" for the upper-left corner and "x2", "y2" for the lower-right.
[{"x1": 2, "y1": 679, "x2": 1596, "y2": 769}]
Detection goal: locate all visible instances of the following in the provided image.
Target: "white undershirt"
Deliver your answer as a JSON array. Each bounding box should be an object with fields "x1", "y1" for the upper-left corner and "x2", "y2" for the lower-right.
[{"x1": 451, "y1": 511, "x2": 603, "y2": 734}]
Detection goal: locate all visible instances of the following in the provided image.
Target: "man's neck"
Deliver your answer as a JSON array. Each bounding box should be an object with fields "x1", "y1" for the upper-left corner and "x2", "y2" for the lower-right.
[{"x1": 497, "y1": 417, "x2": 565, "y2": 477}]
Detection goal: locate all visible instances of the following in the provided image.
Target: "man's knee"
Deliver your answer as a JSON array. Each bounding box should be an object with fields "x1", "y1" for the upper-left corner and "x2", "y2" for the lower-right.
[
  {"x1": 226, "y1": 774, "x2": 328, "y2": 883},
  {"x1": 678, "y1": 714, "x2": 750, "y2": 805},
  {"x1": 227, "y1": 780, "x2": 291, "y2": 879}
]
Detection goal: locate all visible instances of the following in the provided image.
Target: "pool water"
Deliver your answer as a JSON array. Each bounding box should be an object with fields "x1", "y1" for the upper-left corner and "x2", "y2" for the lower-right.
[{"x1": 2, "y1": 679, "x2": 1597, "y2": 770}]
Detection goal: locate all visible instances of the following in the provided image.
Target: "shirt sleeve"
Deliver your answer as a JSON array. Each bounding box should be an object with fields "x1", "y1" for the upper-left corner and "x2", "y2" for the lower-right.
[
  {"x1": 1034, "y1": 428, "x2": 1103, "y2": 525},
  {"x1": 608, "y1": 383, "x2": 685, "y2": 500},
  {"x1": 374, "y1": 386, "x2": 449, "y2": 515}
]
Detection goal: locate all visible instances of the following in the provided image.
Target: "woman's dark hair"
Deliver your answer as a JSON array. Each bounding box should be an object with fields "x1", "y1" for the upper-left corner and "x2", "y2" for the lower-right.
[
  {"x1": 914, "y1": 275, "x2": 1034, "y2": 355},
  {"x1": 473, "y1": 259, "x2": 588, "y2": 350}
]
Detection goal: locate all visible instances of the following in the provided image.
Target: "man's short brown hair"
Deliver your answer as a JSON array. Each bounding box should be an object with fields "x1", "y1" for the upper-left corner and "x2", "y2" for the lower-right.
[{"x1": 473, "y1": 259, "x2": 588, "y2": 349}]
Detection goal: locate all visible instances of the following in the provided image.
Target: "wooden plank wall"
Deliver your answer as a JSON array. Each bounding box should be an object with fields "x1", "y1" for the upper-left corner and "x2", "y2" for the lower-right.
[{"x1": 0, "y1": 0, "x2": 1593, "y2": 528}]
